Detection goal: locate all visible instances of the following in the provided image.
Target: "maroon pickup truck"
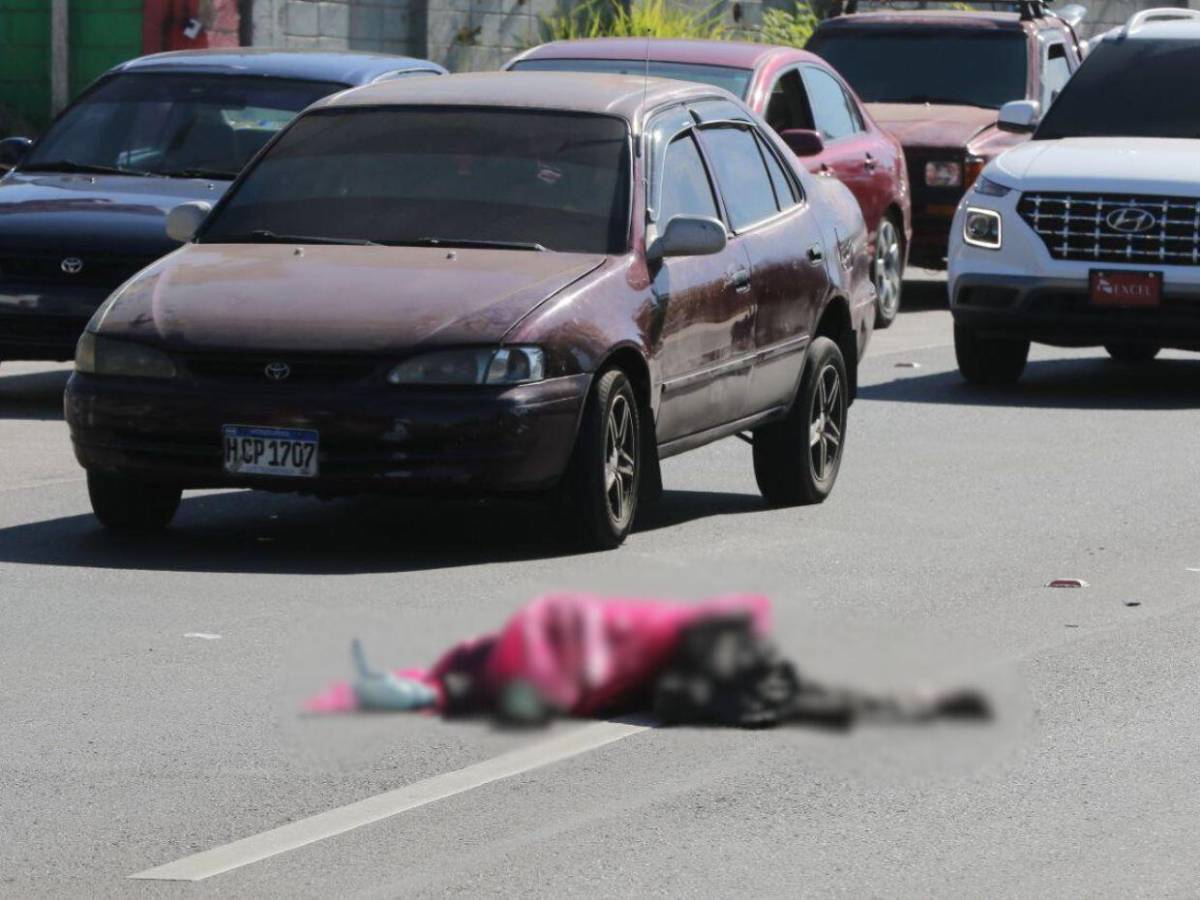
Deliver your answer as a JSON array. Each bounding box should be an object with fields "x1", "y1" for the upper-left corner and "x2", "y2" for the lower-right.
[{"x1": 808, "y1": 3, "x2": 1083, "y2": 268}]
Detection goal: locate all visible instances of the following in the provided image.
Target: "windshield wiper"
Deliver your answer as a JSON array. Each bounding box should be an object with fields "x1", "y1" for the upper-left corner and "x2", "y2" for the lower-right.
[
  {"x1": 18, "y1": 159, "x2": 163, "y2": 177},
  {"x1": 213, "y1": 229, "x2": 379, "y2": 246},
  {"x1": 391, "y1": 237, "x2": 548, "y2": 252},
  {"x1": 158, "y1": 167, "x2": 239, "y2": 180}
]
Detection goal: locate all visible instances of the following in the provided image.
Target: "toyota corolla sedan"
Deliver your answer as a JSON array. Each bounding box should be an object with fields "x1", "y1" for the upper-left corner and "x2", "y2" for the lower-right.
[
  {"x1": 0, "y1": 49, "x2": 445, "y2": 365},
  {"x1": 65, "y1": 72, "x2": 874, "y2": 549}
]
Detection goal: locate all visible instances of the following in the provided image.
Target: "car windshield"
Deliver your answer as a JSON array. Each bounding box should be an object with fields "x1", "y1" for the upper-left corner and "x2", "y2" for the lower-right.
[
  {"x1": 21, "y1": 73, "x2": 344, "y2": 179},
  {"x1": 1035, "y1": 40, "x2": 1199, "y2": 140},
  {"x1": 510, "y1": 58, "x2": 754, "y2": 99},
  {"x1": 200, "y1": 107, "x2": 632, "y2": 255},
  {"x1": 808, "y1": 30, "x2": 1027, "y2": 109}
]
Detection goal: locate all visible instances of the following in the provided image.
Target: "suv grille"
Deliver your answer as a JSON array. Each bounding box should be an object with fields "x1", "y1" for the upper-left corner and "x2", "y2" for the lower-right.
[{"x1": 1018, "y1": 192, "x2": 1200, "y2": 265}]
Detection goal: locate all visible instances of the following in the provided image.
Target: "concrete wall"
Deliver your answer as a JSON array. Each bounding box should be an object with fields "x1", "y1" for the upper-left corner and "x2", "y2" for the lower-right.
[{"x1": 252, "y1": 0, "x2": 423, "y2": 55}]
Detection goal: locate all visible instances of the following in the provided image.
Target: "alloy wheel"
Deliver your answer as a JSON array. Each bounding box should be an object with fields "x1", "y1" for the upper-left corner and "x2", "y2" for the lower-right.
[
  {"x1": 874, "y1": 218, "x2": 903, "y2": 320},
  {"x1": 604, "y1": 393, "x2": 638, "y2": 527},
  {"x1": 808, "y1": 364, "x2": 844, "y2": 484}
]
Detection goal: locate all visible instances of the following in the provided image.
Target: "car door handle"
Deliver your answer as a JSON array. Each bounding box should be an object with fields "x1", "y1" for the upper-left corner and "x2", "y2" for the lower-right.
[
  {"x1": 726, "y1": 267, "x2": 751, "y2": 293},
  {"x1": 818, "y1": 163, "x2": 834, "y2": 177},
  {"x1": 864, "y1": 153, "x2": 877, "y2": 171},
  {"x1": 807, "y1": 244, "x2": 825, "y2": 265}
]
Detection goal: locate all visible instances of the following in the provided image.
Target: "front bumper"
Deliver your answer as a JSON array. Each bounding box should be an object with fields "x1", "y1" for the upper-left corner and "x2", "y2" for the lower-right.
[
  {"x1": 0, "y1": 283, "x2": 110, "y2": 361},
  {"x1": 65, "y1": 372, "x2": 590, "y2": 495},
  {"x1": 949, "y1": 194, "x2": 1200, "y2": 350}
]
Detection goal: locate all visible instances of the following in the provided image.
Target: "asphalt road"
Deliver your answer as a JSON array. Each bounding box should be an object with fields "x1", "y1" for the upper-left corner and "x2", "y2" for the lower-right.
[{"x1": 4, "y1": 273, "x2": 1200, "y2": 897}]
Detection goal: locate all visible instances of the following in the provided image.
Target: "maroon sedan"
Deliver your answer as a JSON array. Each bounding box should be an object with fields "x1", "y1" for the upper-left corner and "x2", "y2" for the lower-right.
[
  {"x1": 506, "y1": 39, "x2": 911, "y2": 327},
  {"x1": 65, "y1": 73, "x2": 874, "y2": 549}
]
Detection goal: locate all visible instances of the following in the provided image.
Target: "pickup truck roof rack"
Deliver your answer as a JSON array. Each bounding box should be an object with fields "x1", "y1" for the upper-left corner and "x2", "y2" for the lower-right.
[{"x1": 839, "y1": 1, "x2": 1050, "y2": 21}]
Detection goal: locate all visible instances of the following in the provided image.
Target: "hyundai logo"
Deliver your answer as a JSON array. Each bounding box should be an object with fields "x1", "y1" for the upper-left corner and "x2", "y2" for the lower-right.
[
  {"x1": 60, "y1": 257, "x2": 84, "y2": 275},
  {"x1": 1105, "y1": 207, "x2": 1158, "y2": 234},
  {"x1": 264, "y1": 361, "x2": 291, "y2": 382}
]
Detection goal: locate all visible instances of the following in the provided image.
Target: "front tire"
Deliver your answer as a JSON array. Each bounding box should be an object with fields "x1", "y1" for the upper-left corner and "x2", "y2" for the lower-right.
[
  {"x1": 872, "y1": 215, "x2": 904, "y2": 329},
  {"x1": 559, "y1": 369, "x2": 641, "y2": 550},
  {"x1": 1105, "y1": 343, "x2": 1160, "y2": 363},
  {"x1": 87, "y1": 471, "x2": 181, "y2": 534},
  {"x1": 753, "y1": 337, "x2": 848, "y2": 507},
  {"x1": 954, "y1": 322, "x2": 1029, "y2": 385}
]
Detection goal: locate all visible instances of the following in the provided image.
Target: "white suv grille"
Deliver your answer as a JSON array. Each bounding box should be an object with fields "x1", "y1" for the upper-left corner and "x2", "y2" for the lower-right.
[{"x1": 1017, "y1": 192, "x2": 1200, "y2": 265}]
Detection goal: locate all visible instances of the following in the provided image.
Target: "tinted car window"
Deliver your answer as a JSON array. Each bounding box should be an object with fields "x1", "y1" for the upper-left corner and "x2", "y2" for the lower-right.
[
  {"x1": 201, "y1": 108, "x2": 631, "y2": 255},
  {"x1": 21, "y1": 73, "x2": 344, "y2": 178},
  {"x1": 659, "y1": 133, "x2": 720, "y2": 223},
  {"x1": 511, "y1": 58, "x2": 753, "y2": 99},
  {"x1": 1036, "y1": 40, "x2": 1200, "y2": 139},
  {"x1": 756, "y1": 132, "x2": 797, "y2": 210},
  {"x1": 1042, "y1": 43, "x2": 1073, "y2": 109},
  {"x1": 802, "y1": 67, "x2": 858, "y2": 142},
  {"x1": 765, "y1": 70, "x2": 814, "y2": 132},
  {"x1": 698, "y1": 126, "x2": 778, "y2": 230},
  {"x1": 809, "y1": 30, "x2": 1028, "y2": 109}
]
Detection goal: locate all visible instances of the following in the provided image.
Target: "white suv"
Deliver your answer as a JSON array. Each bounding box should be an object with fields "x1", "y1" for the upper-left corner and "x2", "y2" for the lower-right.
[{"x1": 948, "y1": 9, "x2": 1200, "y2": 384}]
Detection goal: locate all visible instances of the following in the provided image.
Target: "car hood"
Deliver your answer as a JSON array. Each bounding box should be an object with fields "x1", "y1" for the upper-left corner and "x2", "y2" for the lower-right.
[
  {"x1": 0, "y1": 171, "x2": 225, "y2": 256},
  {"x1": 95, "y1": 244, "x2": 607, "y2": 352},
  {"x1": 993, "y1": 138, "x2": 1200, "y2": 194},
  {"x1": 866, "y1": 103, "x2": 999, "y2": 149}
]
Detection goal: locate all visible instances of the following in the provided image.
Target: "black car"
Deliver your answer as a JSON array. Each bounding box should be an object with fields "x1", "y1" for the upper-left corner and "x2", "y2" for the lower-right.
[{"x1": 0, "y1": 49, "x2": 444, "y2": 366}]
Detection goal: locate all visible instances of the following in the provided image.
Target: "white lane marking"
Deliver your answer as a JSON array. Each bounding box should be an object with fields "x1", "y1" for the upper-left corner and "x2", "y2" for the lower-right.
[
  {"x1": 129, "y1": 719, "x2": 650, "y2": 882},
  {"x1": 183, "y1": 632, "x2": 222, "y2": 640}
]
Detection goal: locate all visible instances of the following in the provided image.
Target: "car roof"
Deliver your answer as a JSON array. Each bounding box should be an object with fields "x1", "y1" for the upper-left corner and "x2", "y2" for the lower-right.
[
  {"x1": 110, "y1": 49, "x2": 446, "y2": 85},
  {"x1": 314, "y1": 71, "x2": 739, "y2": 124},
  {"x1": 816, "y1": 10, "x2": 1028, "y2": 31},
  {"x1": 1113, "y1": 20, "x2": 1200, "y2": 41},
  {"x1": 509, "y1": 37, "x2": 820, "y2": 69}
]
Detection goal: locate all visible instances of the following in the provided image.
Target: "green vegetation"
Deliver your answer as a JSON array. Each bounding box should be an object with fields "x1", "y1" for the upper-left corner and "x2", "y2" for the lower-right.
[{"x1": 758, "y1": 3, "x2": 820, "y2": 48}]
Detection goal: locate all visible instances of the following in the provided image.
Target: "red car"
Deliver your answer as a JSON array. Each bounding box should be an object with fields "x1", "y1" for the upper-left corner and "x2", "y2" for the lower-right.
[{"x1": 506, "y1": 38, "x2": 912, "y2": 327}]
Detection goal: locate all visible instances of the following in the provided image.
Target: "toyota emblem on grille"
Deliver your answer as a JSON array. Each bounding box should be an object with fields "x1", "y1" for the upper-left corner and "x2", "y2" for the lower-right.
[
  {"x1": 60, "y1": 257, "x2": 84, "y2": 275},
  {"x1": 264, "y1": 361, "x2": 291, "y2": 382},
  {"x1": 1105, "y1": 207, "x2": 1157, "y2": 234}
]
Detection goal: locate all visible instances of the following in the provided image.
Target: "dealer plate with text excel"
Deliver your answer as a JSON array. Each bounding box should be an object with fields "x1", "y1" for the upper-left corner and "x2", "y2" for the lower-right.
[
  {"x1": 1090, "y1": 270, "x2": 1162, "y2": 307},
  {"x1": 223, "y1": 425, "x2": 318, "y2": 478}
]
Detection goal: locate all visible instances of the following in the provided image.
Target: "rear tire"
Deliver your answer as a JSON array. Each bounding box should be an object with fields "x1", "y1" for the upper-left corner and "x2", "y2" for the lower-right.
[
  {"x1": 558, "y1": 369, "x2": 641, "y2": 550},
  {"x1": 753, "y1": 337, "x2": 848, "y2": 507},
  {"x1": 1105, "y1": 343, "x2": 1160, "y2": 363},
  {"x1": 872, "y1": 214, "x2": 904, "y2": 329},
  {"x1": 87, "y1": 470, "x2": 181, "y2": 534},
  {"x1": 954, "y1": 322, "x2": 1029, "y2": 385}
]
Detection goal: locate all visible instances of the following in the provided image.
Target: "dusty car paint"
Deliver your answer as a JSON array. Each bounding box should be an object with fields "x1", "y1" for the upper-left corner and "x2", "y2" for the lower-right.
[{"x1": 67, "y1": 72, "x2": 873, "y2": 498}]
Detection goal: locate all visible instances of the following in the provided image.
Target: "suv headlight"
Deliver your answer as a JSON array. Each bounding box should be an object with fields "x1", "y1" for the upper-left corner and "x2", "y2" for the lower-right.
[
  {"x1": 973, "y1": 176, "x2": 1012, "y2": 198},
  {"x1": 963, "y1": 207, "x2": 1003, "y2": 250},
  {"x1": 75, "y1": 331, "x2": 177, "y2": 379},
  {"x1": 925, "y1": 161, "x2": 962, "y2": 187},
  {"x1": 387, "y1": 347, "x2": 545, "y2": 386}
]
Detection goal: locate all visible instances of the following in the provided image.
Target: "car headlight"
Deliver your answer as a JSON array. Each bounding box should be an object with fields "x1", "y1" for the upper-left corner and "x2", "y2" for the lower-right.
[
  {"x1": 973, "y1": 175, "x2": 1012, "y2": 198},
  {"x1": 925, "y1": 161, "x2": 962, "y2": 188},
  {"x1": 75, "y1": 331, "x2": 177, "y2": 378},
  {"x1": 963, "y1": 207, "x2": 1003, "y2": 250},
  {"x1": 387, "y1": 347, "x2": 545, "y2": 386}
]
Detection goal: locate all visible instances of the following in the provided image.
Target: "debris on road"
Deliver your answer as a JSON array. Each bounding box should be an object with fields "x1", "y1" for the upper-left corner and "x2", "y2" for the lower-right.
[
  {"x1": 183, "y1": 632, "x2": 222, "y2": 640},
  {"x1": 1124, "y1": 601, "x2": 1142, "y2": 607},
  {"x1": 894, "y1": 361, "x2": 922, "y2": 368},
  {"x1": 305, "y1": 594, "x2": 991, "y2": 730},
  {"x1": 1046, "y1": 578, "x2": 1089, "y2": 588}
]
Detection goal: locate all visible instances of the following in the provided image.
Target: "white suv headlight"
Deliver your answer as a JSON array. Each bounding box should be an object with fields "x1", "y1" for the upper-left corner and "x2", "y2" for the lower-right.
[{"x1": 963, "y1": 208, "x2": 1003, "y2": 250}]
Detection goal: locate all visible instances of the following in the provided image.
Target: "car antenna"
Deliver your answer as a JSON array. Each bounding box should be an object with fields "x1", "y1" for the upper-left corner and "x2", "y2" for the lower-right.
[{"x1": 642, "y1": 28, "x2": 651, "y2": 107}]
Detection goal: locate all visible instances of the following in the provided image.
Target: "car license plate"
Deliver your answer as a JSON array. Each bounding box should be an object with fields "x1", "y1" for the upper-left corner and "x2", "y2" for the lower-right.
[
  {"x1": 1090, "y1": 270, "x2": 1162, "y2": 307},
  {"x1": 223, "y1": 425, "x2": 318, "y2": 478}
]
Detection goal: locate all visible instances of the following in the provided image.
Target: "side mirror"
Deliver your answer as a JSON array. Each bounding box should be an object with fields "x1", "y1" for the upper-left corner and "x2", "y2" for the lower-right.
[
  {"x1": 778, "y1": 128, "x2": 825, "y2": 158},
  {"x1": 165, "y1": 201, "x2": 213, "y2": 243},
  {"x1": 647, "y1": 215, "x2": 727, "y2": 262},
  {"x1": 0, "y1": 136, "x2": 33, "y2": 171},
  {"x1": 997, "y1": 100, "x2": 1040, "y2": 134}
]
